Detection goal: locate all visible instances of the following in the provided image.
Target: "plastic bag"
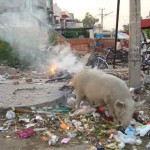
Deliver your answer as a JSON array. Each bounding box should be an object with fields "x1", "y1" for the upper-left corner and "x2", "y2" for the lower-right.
[
  {"x1": 114, "y1": 131, "x2": 136, "y2": 144},
  {"x1": 136, "y1": 124, "x2": 150, "y2": 137}
]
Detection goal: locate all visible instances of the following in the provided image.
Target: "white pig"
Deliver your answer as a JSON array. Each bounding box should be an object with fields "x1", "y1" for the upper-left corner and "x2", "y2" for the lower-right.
[{"x1": 73, "y1": 68, "x2": 144, "y2": 128}]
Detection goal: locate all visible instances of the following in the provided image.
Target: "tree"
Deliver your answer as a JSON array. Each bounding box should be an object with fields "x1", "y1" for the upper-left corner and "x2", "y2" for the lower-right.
[
  {"x1": 64, "y1": 30, "x2": 78, "y2": 38},
  {"x1": 82, "y1": 12, "x2": 99, "y2": 28},
  {"x1": 0, "y1": 40, "x2": 30, "y2": 69},
  {"x1": 146, "y1": 29, "x2": 150, "y2": 39}
]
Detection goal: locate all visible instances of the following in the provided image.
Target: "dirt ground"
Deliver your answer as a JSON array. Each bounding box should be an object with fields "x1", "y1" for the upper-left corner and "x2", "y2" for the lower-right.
[
  {"x1": 0, "y1": 79, "x2": 66, "y2": 108},
  {"x1": 0, "y1": 77, "x2": 150, "y2": 150}
]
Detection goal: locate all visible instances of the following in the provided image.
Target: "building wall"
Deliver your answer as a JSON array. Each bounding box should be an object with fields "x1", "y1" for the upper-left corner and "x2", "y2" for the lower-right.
[{"x1": 68, "y1": 38, "x2": 94, "y2": 54}]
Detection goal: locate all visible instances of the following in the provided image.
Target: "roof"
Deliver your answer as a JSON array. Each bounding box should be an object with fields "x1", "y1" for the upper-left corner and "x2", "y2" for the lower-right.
[
  {"x1": 141, "y1": 18, "x2": 150, "y2": 29},
  {"x1": 55, "y1": 27, "x2": 93, "y2": 31}
]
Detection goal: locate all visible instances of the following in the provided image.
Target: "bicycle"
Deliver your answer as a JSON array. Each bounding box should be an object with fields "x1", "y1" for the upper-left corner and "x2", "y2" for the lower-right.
[
  {"x1": 141, "y1": 41, "x2": 150, "y2": 74},
  {"x1": 104, "y1": 47, "x2": 128, "y2": 68},
  {"x1": 86, "y1": 50, "x2": 109, "y2": 69}
]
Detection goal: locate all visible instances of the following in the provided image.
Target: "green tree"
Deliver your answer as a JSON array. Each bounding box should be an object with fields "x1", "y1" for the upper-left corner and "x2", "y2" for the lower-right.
[
  {"x1": 82, "y1": 12, "x2": 99, "y2": 28},
  {"x1": 78, "y1": 29, "x2": 89, "y2": 38},
  {"x1": 0, "y1": 40, "x2": 30, "y2": 69},
  {"x1": 146, "y1": 29, "x2": 150, "y2": 39},
  {"x1": 64, "y1": 30, "x2": 78, "y2": 38}
]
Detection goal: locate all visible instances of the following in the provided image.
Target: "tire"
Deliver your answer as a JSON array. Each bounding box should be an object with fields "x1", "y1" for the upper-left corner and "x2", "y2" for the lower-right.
[
  {"x1": 106, "y1": 51, "x2": 114, "y2": 65},
  {"x1": 95, "y1": 57, "x2": 109, "y2": 69}
]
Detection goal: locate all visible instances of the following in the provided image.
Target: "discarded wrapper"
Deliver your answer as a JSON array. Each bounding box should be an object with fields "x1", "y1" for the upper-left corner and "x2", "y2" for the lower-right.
[
  {"x1": 0, "y1": 120, "x2": 12, "y2": 131},
  {"x1": 61, "y1": 138, "x2": 70, "y2": 144},
  {"x1": 16, "y1": 127, "x2": 35, "y2": 138}
]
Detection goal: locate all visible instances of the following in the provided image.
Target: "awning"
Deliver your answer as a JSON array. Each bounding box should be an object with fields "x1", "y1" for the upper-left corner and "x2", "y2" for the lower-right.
[
  {"x1": 95, "y1": 33, "x2": 104, "y2": 39},
  {"x1": 118, "y1": 32, "x2": 129, "y2": 39}
]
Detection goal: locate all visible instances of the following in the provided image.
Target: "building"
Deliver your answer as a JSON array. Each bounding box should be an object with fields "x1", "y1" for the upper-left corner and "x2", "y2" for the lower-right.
[
  {"x1": 0, "y1": 0, "x2": 54, "y2": 26},
  {"x1": 141, "y1": 18, "x2": 150, "y2": 29},
  {"x1": 141, "y1": 18, "x2": 150, "y2": 42}
]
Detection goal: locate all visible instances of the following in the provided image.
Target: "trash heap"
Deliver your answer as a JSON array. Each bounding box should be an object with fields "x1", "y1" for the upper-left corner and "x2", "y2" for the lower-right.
[
  {"x1": 0, "y1": 96, "x2": 150, "y2": 150},
  {"x1": 0, "y1": 67, "x2": 150, "y2": 149}
]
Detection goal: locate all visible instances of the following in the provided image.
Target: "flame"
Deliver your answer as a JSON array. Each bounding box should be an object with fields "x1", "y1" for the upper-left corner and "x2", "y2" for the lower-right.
[{"x1": 49, "y1": 65, "x2": 57, "y2": 75}]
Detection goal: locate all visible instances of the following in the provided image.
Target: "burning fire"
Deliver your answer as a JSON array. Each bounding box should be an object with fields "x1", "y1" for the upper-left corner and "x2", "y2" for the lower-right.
[{"x1": 49, "y1": 64, "x2": 57, "y2": 75}]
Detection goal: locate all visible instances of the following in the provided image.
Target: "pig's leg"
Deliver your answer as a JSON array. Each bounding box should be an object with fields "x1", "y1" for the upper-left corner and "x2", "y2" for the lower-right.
[
  {"x1": 104, "y1": 96, "x2": 118, "y2": 123},
  {"x1": 107, "y1": 104, "x2": 118, "y2": 123},
  {"x1": 75, "y1": 90, "x2": 84, "y2": 109}
]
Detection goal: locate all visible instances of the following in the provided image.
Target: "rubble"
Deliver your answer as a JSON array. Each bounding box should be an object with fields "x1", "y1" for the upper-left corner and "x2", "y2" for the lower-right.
[
  {"x1": 0, "y1": 66, "x2": 17, "y2": 75},
  {"x1": 13, "y1": 80, "x2": 19, "y2": 85},
  {"x1": 25, "y1": 78, "x2": 32, "y2": 83}
]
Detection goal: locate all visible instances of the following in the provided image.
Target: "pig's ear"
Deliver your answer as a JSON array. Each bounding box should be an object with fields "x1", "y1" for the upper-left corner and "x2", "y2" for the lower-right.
[
  {"x1": 134, "y1": 100, "x2": 145, "y2": 110},
  {"x1": 115, "y1": 100, "x2": 126, "y2": 108}
]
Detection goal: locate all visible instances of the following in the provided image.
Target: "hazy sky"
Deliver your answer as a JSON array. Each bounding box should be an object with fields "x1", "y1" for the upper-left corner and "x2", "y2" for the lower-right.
[{"x1": 53, "y1": 0, "x2": 150, "y2": 30}]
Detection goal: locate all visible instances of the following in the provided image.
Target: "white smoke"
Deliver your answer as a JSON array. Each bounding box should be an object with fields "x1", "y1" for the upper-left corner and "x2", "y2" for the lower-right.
[
  {"x1": 0, "y1": 0, "x2": 86, "y2": 73},
  {"x1": 48, "y1": 44, "x2": 84, "y2": 73}
]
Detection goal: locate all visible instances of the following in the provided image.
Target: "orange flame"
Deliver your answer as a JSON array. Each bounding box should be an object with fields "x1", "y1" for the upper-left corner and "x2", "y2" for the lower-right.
[{"x1": 49, "y1": 65, "x2": 57, "y2": 75}]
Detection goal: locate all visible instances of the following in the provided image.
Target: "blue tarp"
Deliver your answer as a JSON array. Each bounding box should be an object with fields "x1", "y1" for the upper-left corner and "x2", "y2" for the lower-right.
[{"x1": 95, "y1": 33, "x2": 104, "y2": 39}]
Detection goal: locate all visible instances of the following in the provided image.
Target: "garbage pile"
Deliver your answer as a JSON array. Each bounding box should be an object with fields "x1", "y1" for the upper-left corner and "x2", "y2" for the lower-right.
[
  {"x1": 0, "y1": 96, "x2": 150, "y2": 149},
  {"x1": 0, "y1": 67, "x2": 72, "y2": 85}
]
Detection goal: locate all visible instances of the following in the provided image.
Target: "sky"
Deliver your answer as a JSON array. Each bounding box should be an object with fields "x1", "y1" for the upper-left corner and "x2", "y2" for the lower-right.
[{"x1": 53, "y1": 0, "x2": 150, "y2": 30}]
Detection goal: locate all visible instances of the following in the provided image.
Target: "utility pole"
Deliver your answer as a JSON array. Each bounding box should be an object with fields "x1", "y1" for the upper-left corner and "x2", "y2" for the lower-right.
[
  {"x1": 129, "y1": 0, "x2": 141, "y2": 88},
  {"x1": 99, "y1": 8, "x2": 113, "y2": 33},
  {"x1": 113, "y1": 0, "x2": 120, "y2": 69},
  {"x1": 100, "y1": 8, "x2": 105, "y2": 33}
]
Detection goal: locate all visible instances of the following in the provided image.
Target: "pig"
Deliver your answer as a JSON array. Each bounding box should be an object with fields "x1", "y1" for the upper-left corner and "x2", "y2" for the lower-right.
[{"x1": 72, "y1": 68, "x2": 145, "y2": 128}]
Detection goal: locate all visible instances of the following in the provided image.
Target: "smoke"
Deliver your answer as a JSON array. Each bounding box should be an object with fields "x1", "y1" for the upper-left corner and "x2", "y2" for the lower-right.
[
  {"x1": 0, "y1": 0, "x2": 85, "y2": 73},
  {"x1": 0, "y1": 0, "x2": 19, "y2": 14},
  {"x1": 48, "y1": 44, "x2": 84, "y2": 73}
]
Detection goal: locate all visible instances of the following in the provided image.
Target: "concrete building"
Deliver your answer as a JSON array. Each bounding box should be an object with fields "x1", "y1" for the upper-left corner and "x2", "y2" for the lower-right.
[
  {"x1": 0, "y1": 0, "x2": 54, "y2": 26},
  {"x1": 0, "y1": 0, "x2": 78, "y2": 30}
]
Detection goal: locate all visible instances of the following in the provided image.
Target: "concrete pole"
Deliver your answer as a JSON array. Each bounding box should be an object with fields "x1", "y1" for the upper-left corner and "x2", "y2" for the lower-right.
[
  {"x1": 129, "y1": 0, "x2": 141, "y2": 88},
  {"x1": 101, "y1": 8, "x2": 104, "y2": 33},
  {"x1": 99, "y1": 8, "x2": 113, "y2": 33}
]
